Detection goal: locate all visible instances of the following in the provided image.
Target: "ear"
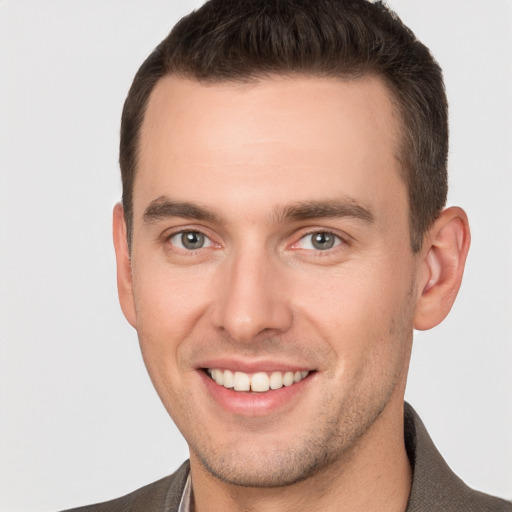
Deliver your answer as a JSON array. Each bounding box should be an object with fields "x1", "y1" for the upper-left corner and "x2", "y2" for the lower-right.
[
  {"x1": 113, "y1": 203, "x2": 137, "y2": 328},
  {"x1": 414, "y1": 207, "x2": 471, "y2": 330}
]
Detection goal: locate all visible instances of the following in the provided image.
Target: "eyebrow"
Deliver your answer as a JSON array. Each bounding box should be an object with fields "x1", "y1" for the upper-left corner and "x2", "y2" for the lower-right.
[
  {"x1": 143, "y1": 196, "x2": 222, "y2": 224},
  {"x1": 272, "y1": 199, "x2": 375, "y2": 224},
  {"x1": 143, "y1": 196, "x2": 374, "y2": 225}
]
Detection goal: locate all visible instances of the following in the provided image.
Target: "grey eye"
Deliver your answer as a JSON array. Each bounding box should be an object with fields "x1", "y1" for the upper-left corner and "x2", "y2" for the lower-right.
[
  {"x1": 297, "y1": 232, "x2": 341, "y2": 250},
  {"x1": 311, "y1": 232, "x2": 336, "y2": 250},
  {"x1": 182, "y1": 232, "x2": 205, "y2": 249},
  {"x1": 169, "y1": 231, "x2": 212, "y2": 250}
]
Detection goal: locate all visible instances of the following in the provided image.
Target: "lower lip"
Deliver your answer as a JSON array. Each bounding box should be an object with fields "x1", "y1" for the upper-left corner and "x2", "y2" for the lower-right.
[{"x1": 199, "y1": 370, "x2": 313, "y2": 417}]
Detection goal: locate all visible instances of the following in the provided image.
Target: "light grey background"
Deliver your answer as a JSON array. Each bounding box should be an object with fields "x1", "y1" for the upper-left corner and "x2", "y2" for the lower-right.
[{"x1": 0, "y1": 1, "x2": 510, "y2": 511}]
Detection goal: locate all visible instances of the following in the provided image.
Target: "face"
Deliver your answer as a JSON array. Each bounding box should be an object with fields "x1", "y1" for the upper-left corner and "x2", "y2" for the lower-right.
[{"x1": 119, "y1": 75, "x2": 420, "y2": 487}]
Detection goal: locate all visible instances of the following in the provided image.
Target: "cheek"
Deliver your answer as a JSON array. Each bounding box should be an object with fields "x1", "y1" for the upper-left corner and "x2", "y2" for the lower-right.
[
  {"x1": 133, "y1": 261, "x2": 211, "y2": 336},
  {"x1": 292, "y1": 260, "x2": 414, "y2": 361},
  {"x1": 130, "y1": 262, "x2": 214, "y2": 397},
  {"x1": 131, "y1": 269, "x2": 202, "y2": 423}
]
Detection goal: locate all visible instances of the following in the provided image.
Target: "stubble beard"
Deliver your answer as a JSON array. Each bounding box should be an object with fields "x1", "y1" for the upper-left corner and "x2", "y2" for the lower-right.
[
  {"x1": 188, "y1": 374, "x2": 402, "y2": 489},
  {"x1": 186, "y1": 292, "x2": 415, "y2": 489}
]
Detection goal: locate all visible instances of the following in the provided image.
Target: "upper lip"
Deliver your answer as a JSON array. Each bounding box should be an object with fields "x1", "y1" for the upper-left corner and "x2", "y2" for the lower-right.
[{"x1": 197, "y1": 358, "x2": 314, "y2": 374}]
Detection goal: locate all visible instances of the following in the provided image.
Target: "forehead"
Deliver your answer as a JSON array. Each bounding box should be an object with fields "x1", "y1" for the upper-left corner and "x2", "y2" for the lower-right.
[{"x1": 135, "y1": 74, "x2": 405, "y2": 223}]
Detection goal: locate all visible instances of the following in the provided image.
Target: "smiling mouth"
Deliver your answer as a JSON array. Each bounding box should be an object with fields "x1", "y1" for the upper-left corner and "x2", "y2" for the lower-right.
[{"x1": 205, "y1": 368, "x2": 311, "y2": 393}]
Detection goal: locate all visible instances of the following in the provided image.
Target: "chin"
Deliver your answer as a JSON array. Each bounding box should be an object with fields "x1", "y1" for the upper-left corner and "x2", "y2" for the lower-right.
[
  {"x1": 188, "y1": 409, "x2": 369, "y2": 489},
  {"x1": 194, "y1": 443, "x2": 337, "y2": 488}
]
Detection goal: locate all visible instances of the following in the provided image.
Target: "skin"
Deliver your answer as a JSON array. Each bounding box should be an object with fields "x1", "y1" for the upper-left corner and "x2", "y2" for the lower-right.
[{"x1": 113, "y1": 75, "x2": 470, "y2": 511}]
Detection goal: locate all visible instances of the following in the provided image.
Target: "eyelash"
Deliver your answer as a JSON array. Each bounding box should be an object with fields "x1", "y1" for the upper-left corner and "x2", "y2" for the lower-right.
[
  {"x1": 165, "y1": 229, "x2": 216, "y2": 253},
  {"x1": 164, "y1": 228, "x2": 347, "y2": 255},
  {"x1": 291, "y1": 230, "x2": 347, "y2": 254}
]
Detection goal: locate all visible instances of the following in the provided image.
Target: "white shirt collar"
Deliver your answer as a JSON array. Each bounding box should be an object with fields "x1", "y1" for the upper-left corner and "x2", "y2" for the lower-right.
[{"x1": 178, "y1": 472, "x2": 193, "y2": 512}]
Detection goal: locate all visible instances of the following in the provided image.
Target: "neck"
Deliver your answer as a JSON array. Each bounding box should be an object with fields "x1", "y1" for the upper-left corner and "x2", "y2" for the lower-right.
[{"x1": 190, "y1": 399, "x2": 412, "y2": 512}]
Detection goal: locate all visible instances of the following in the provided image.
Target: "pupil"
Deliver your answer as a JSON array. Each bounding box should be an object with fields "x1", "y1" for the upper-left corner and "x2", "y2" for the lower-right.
[
  {"x1": 312, "y1": 232, "x2": 334, "y2": 250},
  {"x1": 182, "y1": 232, "x2": 204, "y2": 249}
]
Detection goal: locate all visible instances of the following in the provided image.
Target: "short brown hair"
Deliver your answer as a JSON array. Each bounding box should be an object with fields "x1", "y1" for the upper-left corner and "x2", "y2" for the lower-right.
[{"x1": 120, "y1": 0, "x2": 448, "y2": 252}]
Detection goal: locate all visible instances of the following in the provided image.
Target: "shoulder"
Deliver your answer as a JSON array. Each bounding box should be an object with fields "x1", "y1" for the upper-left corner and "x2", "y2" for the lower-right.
[
  {"x1": 61, "y1": 461, "x2": 190, "y2": 512},
  {"x1": 405, "y1": 403, "x2": 512, "y2": 512}
]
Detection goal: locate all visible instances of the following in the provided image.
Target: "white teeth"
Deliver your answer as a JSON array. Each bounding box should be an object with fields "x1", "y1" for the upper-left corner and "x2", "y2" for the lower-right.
[
  {"x1": 269, "y1": 371, "x2": 283, "y2": 390},
  {"x1": 282, "y1": 371, "x2": 294, "y2": 386},
  {"x1": 223, "y1": 369, "x2": 234, "y2": 388},
  {"x1": 251, "y1": 372, "x2": 270, "y2": 392},
  {"x1": 207, "y1": 368, "x2": 310, "y2": 393},
  {"x1": 211, "y1": 369, "x2": 224, "y2": 386},
  {"x1": 233, "y1": 371, "x2": 251, "y2": 391}
]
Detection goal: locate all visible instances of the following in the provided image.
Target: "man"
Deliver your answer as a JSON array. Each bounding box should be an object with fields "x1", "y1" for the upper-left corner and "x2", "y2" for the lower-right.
[{"x1": 68, "y1": 0, "x2": 510, "y2": 510}]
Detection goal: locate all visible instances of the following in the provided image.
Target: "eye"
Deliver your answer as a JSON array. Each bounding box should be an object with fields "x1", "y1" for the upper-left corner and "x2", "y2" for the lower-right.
[
  {"x1": 168, "y1": 231, "x2": 212, "y2": 250},
  {"x1": 296, "y1": 232, "x2": 342, "y2": 251}
]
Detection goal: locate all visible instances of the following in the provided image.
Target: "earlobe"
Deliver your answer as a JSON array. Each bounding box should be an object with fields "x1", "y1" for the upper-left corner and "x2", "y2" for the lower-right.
[
  {"x1": 414, "y1": 207, "x2": 471, "y2": 331},
  {"x1": 112, "y1": 203, "x2": 137, "y2": 328}
]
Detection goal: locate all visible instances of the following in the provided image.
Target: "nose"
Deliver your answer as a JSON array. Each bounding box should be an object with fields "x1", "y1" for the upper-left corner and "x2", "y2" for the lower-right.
[{"x1": 212, "y1": 248, "x2": 293, "y2": 343}]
